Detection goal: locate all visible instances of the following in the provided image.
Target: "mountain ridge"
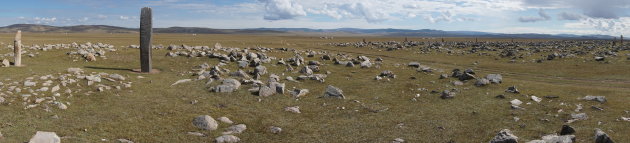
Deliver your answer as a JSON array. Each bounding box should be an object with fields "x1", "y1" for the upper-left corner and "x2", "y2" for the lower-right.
[{"x1": 0, "y1": 24, "x2": 615, "y2": 39}]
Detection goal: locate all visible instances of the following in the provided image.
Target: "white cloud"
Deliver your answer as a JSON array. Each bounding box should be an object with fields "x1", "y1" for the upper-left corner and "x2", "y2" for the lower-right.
[
  {"x1": 97, "y1": 14, "x2": 108, "y2": 19},
  {"x1": 259, "y1": 0, "x2": 307, "y2": 20},
  {"x1": 518, "y1": 9, "x2": 551, "y2": 22},
  {"x1": 558, "y1": 12, "x2": 584, "y2": 20},
  {"x1": 119, "y1": 16, "x2": 130, "y2": 20}
]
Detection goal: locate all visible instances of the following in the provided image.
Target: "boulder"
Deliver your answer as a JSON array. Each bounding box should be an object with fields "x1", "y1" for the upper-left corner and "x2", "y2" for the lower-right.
[
  {"x1": 223, "y1": 124, "x2": 247, "y2": 135},
  {"x1": 193, "y1": 115, "x2": 218, "y2": 131},
  {"x1": 269, "y1": 126, "x2": 282, "y2": 134},
  {"x1": 582, "y1": 95, "x2": 606, "y2": 103},
  {"x1": 486, "y1": 74, "x2": 503, "y2": 84},
  {"x1": 560, "y1": 125, "x2": 575, "y2": 135},
  {"x1": 28, "y1": 131, "x2": 61, "y2": 143},
  {"x1": 594, "y1": 128, "x2": 614, "y2": 143},
  {"x1": 215, "y1": 135, "x2": 240, "y2": 143},
  {"x1": 489, "y1": 129, "x2": 518, "y2": 143},
  {"x1": 408, "y1": 62, "x2": 420, "y2": 68},
  {"x1": 217, "y1": 117, "x2": 234, "y2": 124},
  {"x1": 291, "y1": 89, "x2": 309, "y2": 98},
  {"x1": 1, "y1": 59, "x2": 9, "y2": 67},
  {"x1": 254, "y1": 66, "x2": 267, "y2": 75},
  {"x1": 258, "y1": 86, "x2": 275, "y2": 97},
  {"x1": 441, "y1": 90, "x2": 455, "y2": 99},
  {"x1": 323, "y1": 85, "x2": 345, "y2": 99},
  {"x1": 285, "y1": 106, "x2": 301, "y2": 113},
  {"x1": 506, "y1": 86, "x2": 520, "y2": 93},
  {"x1": 475, "y1": 78, "x2": 491, "y2": 86}
]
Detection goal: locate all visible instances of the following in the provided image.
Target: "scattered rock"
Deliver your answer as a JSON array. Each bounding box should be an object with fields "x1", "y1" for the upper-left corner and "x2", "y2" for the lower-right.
[
  {"x1": 510, "y1": 99, "x2": 523, "y2": 106},
  {"x1": 117, "y1": 139, "x2": 135, "y2": 143},
  {"x1": 193, "y1": 115, "x2": 218, "y2": 131},
  {"x1": 489, "y1": 129, "x2": 518, "y2": 143},
  {"x1": 408, "y1": 62, "x2": 420, "y2": 68},
  {"x1": 171, "y1": 79, "x2": 192, "y2": 86},
  {"x1": 29, "y1": 131, "x2": 61, "y2": 143},
  {"x1": 285, "y1": 106, "x2": 301, "y2": 113},
  {"x1": 215, "y1": 135, "x2": 240, "y2": 143},
  {"x1": 528, "y1": 134, "x2": 575, "y2": 143},
  {"x1": 560, "y1": 125, "x2": 575, "y2": 135},
  {"x1": 393, "y1": 138, "x2": 405, "y2": 143},
  {"x1": 291, "y1": 89, "x2": 309, "y2": 98},
  {"x1": 1, "y1": 59, "x2": 9, "y2": 67},
  {"x1": 269, "y1": 126, "x2": 282, "y2": 134},
  {"x1": 582, "y1": 95, "x2": 606, "y2": 103},
  {"x1": 258, "y1": 86, "x2": 275, "y2": 97},
  {"x1": 531, "y1": 96, "x2": 542, "y2": 103},
  {"x1": 440, "y1": 90, "x2": 455, "y2": 99},
  {"x1": 217, "y1": 117, "x2": 234, "y2": 124},
  {"x1": 475, "y1": 78, "x2": 490, "y2": 86},
  {"x1": 223, "y1": 124, "x2": 247, "y2": 135},
  {"x1": 506, "y1": 86, "x2": 520, "y2": 93},
  {"x1": 594, "y1": 128, "x2": 614, "y2": 143},
  {"x1": 323, "y1": 85, "x2": 345, "y2": 99},
  {"x1": 486, "y1": 74, "x2": 503, "y2": 84}
]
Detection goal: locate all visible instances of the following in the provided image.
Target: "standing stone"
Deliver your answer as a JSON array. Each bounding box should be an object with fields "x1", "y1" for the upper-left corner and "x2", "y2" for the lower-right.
[
  {"x1": 140, "y1": 7, "x2": 153, "y2": 72},
  {"x1": 14, "y1": 30, "x2": 22, "y2": 66}
]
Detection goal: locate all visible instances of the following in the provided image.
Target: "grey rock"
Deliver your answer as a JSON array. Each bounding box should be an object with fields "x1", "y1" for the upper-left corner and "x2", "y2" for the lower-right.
[
  {"x1": 475, "y1": 78, "x2": 491, "y2": 86},
  {"x1": 213, "y1": 85, "x2": 236, "y2": 93},
  {"x1": 486, "y1": 74, "x2": 503, "y2": 84},
  {"x1": 117, "y1": 139, "x2": 135, "y2": 143},
  {"x1": 217, "y1": 117, "x2": 234, "y2": 124},
  {"x1": 594, "y1": 128, "x2": 614, "y2": 143},
  {"x1": 571, "y1": 113, "x2": 588, "y2": 120},
  {"x1": 291, "y1": 89, "x2": 309, "y2": 98},
  {"x1": 506, "y1": 86, "x2": 520, "y2": 93},
  {"x1": 258, "y1": 86, "x2": 275, "y2": 97},
  {"x1": 215, "y1": 135, "x2": 240, "y2": 143},
  {"x1": 269, "y1": 126, "x2": 282, "y2": 134},
  {"x1": 28, "y1": 131, "x2": 61, "y2": 143},
  {"x1": 254, "y1": 65, "x2": 267, "y2": 75},
  {"x1": 560, "y1": 125, "x2": 575, "y2": 135},
  {"x1": 1, "y1": 59, "x2": 9, "y2": 67},
  {"x1": 489, "y1": 129, "x2": 518, "y2": 143},
  {"x1": 285, "y1": 106, "x2": 301, "y2": 113},
  {"x1": 222, "y1": 79, "x2": 241, "y2": 89},
  {"x1": 408, "y1": 62, "x2": 420, "y2": 68},
  {"x1": 439, "y1": 74, "x2": 449, "y2": 79},
  {"x1": 237, "y1": 61, "x2": 248, "y2": 68},
  {"x1": 193, "y1": 115, "x2": 218, "y2": 130},
  {"x1": 323, "y1": 85, "x2": 345, "y2": 99},
  {"x1": 109, "y1": 74, "x2": 126, "y2": 81},
  {"x1": 583, "y1": 95, "x2": 606, "y2": 103},
  {"x1": 223, "y1": 124, "x2": 247, "y2": 135},
  {"x1": 441, "y1": 90, "x2": 456, "y2": 99}
]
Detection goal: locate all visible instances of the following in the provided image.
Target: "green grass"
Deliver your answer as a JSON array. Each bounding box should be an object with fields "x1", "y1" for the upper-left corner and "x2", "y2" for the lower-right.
[{"x1": 0, "y1": 33, "x2": 628, "y2": 142}]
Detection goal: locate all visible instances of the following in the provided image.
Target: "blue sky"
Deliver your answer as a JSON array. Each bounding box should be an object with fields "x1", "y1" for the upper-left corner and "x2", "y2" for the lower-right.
[{"x1": 0, "y1": 0, "x2": 628, "y2": 36}]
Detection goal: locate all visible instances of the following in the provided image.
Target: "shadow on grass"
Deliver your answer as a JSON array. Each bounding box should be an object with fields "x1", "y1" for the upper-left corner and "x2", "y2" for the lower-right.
[{"x1": 85, "y1": 66, "x2": 133, "y2": 71}]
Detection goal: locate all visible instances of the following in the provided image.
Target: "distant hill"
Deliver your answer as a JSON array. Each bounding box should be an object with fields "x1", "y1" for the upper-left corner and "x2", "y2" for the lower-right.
[
  {"x1": 0, "y1": 24, "x2": 136, "y2": 33},
  {"x1": 250, "y1": 28, "x2": 615, "y2": 39},
  {"x1": 0, "y1": 24, "x2": 284, "y2": 34},
  {"x1": 0, "y1": 24, "x2": 615, "y2": 39}
]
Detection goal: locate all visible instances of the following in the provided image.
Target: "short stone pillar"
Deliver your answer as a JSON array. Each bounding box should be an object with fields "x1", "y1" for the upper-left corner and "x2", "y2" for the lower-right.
[{"x1": 14, "y1": 30, "x2": 22, "y2": 66}]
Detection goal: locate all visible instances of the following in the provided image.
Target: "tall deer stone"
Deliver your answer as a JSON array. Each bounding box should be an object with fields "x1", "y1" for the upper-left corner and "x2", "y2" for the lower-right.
[
  {"x1": 140, "y1": 7, "x2": 152, "y2": 72},
  {"x1": 14, "y1": 30, "x2": 22, "y2": 66}
]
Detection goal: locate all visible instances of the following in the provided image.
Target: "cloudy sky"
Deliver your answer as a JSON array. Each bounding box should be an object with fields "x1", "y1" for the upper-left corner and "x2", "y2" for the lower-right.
[{"x1": 1, "y1": 0, "x2": 628, "y2": 35}]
